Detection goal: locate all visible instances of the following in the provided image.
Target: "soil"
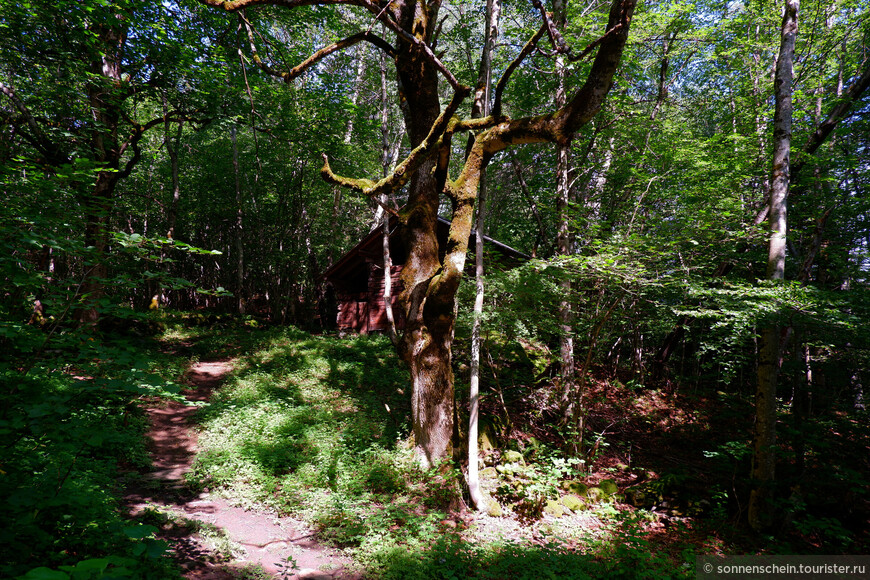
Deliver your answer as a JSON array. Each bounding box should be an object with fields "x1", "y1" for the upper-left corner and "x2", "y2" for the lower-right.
[{"x1": 124, "y1": 360, "x2": 359, "y2": 580}]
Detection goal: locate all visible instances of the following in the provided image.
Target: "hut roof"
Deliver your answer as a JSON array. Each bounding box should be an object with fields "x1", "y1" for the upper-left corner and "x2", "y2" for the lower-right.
[{"x1": 321, "y1": 216, "x2": 529, "y2": 287}]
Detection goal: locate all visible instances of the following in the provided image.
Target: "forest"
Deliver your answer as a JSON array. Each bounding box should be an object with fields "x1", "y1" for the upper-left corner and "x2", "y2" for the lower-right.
[{"x1": 1, "y1": 0, "x2": 868, "y2": 577}]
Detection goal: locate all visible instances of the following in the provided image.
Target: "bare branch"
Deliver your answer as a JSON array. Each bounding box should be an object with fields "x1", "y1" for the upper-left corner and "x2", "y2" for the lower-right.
[
  {"x1": 792, "y1": 61, "x2": 870, "y2": 177},
  {"x1": 493, "y1": 25, "x2": 546, "y2": 118},
  {"x1": 242, "y1": 15, "x2": 395, "y2": 82},
  {"x1": 532, "y1": 0, "x2": 568, "y2": 53},
  {"x1": 569, "y1": 20, "x2": 627, "y2": 62}
]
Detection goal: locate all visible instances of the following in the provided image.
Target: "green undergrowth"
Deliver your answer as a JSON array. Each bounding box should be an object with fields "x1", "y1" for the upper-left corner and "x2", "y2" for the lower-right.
[
  {"x1": 182, "y1": 323, "x2": 692, "y2": 579},
  {"x1": 0, "y1": 319, "x2": 187, "y2": 579}
]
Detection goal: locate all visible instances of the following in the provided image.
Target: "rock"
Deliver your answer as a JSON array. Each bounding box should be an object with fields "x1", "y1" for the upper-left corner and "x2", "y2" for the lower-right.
[
  {"x1": 479, "y1": 467, "x2": 498, "y2": 479},
  {"x1": 599, "y1": 479, "x2": 618, "y2": 496},
  {"x1": 586, "y1": 487, "x2": 605, "y2": 503},
  {"x1": 544, "y1": 499, "x2": 564, "y2": 517},
  {"x1": 298, "y1": 569, "x2": 332, "y2": 580},
  {"x1": 561, "y1": 480, "x2": 588, "y2": 496},
  {"x1": 561, "y1": 494, "x2": 585, "y2": 511},
  {"x1": 502, "y1": 450, "x2": 524, "y2": 465},
  {"x1": 625, "y1": 488, "x2": 648, "y2": 507},
  {"x1": 484, "y1": 496, "x2": 503, "y2": 517},
  {"x1": 479, "y1": 428, "x2": 497, "y2": 451}
]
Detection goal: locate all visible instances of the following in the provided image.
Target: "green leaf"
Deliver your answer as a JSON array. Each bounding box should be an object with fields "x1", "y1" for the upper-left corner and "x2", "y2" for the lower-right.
[
  {"x1": 16, "y1": 568, "x2": 70, "y2": 580},
  {"x1": 122, "y1": 524, "x2": 157, "y2": 539}
]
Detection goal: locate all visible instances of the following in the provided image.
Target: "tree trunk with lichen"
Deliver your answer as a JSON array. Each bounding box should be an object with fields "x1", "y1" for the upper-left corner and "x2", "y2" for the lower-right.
[
  {"x1": 203, "y1": 0, "x2": 637, "y2": 470},
  {"x1": 391, "y1": 0, "x2": 459, "y2": 468},
  {"x1": 77, "y1": 21, "x2": 126, "y2": 326}
]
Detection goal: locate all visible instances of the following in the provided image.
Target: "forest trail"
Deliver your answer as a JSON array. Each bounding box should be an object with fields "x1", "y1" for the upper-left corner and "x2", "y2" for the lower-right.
[{"x1": 124, "y1": 359, "x2": 359, "y2": 580}]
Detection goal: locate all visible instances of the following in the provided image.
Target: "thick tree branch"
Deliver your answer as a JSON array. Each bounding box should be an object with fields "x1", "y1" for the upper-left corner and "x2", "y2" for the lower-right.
[
  {"x1": 200, "y1": 0, "x2": 360, "y2": 10},
  {"x1": 556, "y1": 0, "x2": 635, "y2": 139},
  {"x1": 0, "y1": 81, "x2": 66, "y2": 164},
  {"x1": 356, "y1": 0, "x2": 466, "y2": 91},
  {"x1": 792, "y1": 61, "x2": 870, "y2": 177},
  {"x1": 322, "y1": 86, "x2": 471, "y2": 197},
  {"x1": 532, "y1": 0, "x2": 626, "y2": 63},
  {"x1": 532, "y1": 0, "x2": 568, "y2": 54},
  {"x1": 203, "y1": 0, "x2": 465, "y2": 91}
]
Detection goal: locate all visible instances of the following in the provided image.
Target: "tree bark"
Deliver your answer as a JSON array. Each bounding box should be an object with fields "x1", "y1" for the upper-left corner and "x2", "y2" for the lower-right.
[
  {"x1": 749, "y1": 0, "x2": 798, "y2": 532},
  {"x1": 391, "y1": 0, "x2": 456, "y2": 468},
  {"x1": 78, "y1": 19, "x2": 126, "y2": 326},
  {"x1": 467, "y1": 0, "x2": 500, "y2": 509},
  {"x1": 226, "y1": 0, "x2": 638, "y2": 468},
  {"x1": 231, "y1": 123, "x2": 246, "y2": 315}
]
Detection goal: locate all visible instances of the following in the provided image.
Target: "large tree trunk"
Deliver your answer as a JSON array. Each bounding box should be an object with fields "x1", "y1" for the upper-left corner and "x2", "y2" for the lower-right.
[
  {"x1": 298, "y1": 0, "x2": 637, "y2": 469},
  {"x1": 749, "y1": 0, "x2": 798, "y2": 532},
  {"x1": 78, "y1": 20, "x2": 126, "y2": 326},
  {"x1": 392, "y1": 0, "x2": 455, "y2": 468}
]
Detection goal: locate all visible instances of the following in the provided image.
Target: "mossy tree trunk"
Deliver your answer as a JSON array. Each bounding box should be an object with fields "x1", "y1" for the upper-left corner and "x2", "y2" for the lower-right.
[{"x1": 204, "y1": 0, "x2": 637, "y2": 469}]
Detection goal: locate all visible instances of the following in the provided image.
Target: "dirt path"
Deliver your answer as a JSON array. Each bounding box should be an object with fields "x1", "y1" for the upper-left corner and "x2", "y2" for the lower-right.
[{"x1": 124, "y1": 360, "x2": 359, "y2": 580}]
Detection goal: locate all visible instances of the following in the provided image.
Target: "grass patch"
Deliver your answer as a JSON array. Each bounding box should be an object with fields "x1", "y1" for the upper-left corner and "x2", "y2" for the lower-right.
[{"x1": 183, "y1": 324, "x2": 694, "y2": 579}]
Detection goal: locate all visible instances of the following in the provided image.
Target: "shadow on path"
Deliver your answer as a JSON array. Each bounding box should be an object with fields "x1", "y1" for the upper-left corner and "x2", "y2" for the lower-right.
[{"x1": 123, "y1": 359, "x2": 359, "y2": 580}]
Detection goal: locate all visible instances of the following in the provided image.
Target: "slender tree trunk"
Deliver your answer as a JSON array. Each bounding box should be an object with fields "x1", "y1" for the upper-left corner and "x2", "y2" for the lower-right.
[
  {"x1": 380, "y1": 43, "x2": 398, "y2": 344},
  {"x1": 749, "y1": 0, "x2": 798, "y2": 532},
  {"x1": 467, "y1": 0, "x2": 500, "y2": 510},
  {"x1": 165, "y1": 119, "x2": 182, "y2": 241},
  {"x1": 344, "y1": 45, "x2": 368, "y2": 144},
  {"x1": 552, "y1": 0, "x2": 578, "y2": 447},
  {"x1": 231, "y1": 123, "x2": 246, "y2": 315},
  {"x1": 508, "y1": 152, "x2": 546, "y2": 257}
]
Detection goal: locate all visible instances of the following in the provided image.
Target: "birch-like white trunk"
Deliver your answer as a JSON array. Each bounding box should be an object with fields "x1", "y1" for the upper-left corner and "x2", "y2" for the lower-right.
[
  {"x1": 467, "y1": 0, "x2": 500, "y2": 510},
  {"x1": 749, "y1": 0, "x2": 798, "y2": 532}
]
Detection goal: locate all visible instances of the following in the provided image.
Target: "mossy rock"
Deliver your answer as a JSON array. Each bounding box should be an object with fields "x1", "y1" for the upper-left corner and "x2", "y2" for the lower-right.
[
  {"x1": 483, "y1": 495, "x2": 503, "y2": 517},
  {"x1": 502, "y1": 450, "x2": 525, "y2": 465},
  {"x1": 561, "y1": 480, "x2": 588, "y2": 496},
  {"x1": 599, "y1": 479, "x2": 619, "y2": 496},
  {"x1": 495, "y1": 463, "x2": 513, "y2": 475},
  {"x1": 479, "y1": 467, "x2": 498, "y2": 479},
  {"x1": 625, "y1": 488, "x2": 651, "y2": 507},
  {"x1": 586, "y1": 487, "x2": 605, "y2": 503},
  {"x1": 544, "y1": 499, "x2": 564, "y2": 518},
  {"x1": 479, "y1": 422, "x2": 498, "y2": 451},
  {"x1": 561, "y1": 494, "x2": 586, "y2": 511}
]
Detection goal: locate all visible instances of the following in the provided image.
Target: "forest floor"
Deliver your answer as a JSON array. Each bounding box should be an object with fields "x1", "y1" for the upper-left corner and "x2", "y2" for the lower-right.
[
  {"x1": 112, "y1": 321, "x2": 868, "y2": 579},
  {"x1": 123, "y1": 357, "x2": 359, "y2": 580}
]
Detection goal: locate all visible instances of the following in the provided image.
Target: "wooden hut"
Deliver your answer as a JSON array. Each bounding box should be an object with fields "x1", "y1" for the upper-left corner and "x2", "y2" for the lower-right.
[{"x1": 321, "y1": 217, "x2": 528, "y2": 334}]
